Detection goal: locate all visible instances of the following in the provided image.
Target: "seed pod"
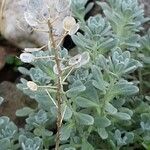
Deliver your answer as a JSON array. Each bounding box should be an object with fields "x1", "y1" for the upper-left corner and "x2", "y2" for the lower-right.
[
  {"x1": 80, "y1": 52, "x2": 90, "y2": 66},
  {"x1": 53, "y1": 63, "x2": 65, "y2": 74},
  {"x1": 24, "y1": 48, "x2": 41, "y2": 52},
  {"x1": 63, "y1": 16, "x2": 76, "y2": 32},
  {"x1": 27, "y1": 81, "x2": 38, "y2": 91},
  {"x1": 69, "y1": 52, "x2": 90, "y2": 68},
  {"x1": 20, "y1": 53, "x2": 35, "y2": 63},
  {"x1": 69, "y1": 54, "x2": 82, "y2": 66}
]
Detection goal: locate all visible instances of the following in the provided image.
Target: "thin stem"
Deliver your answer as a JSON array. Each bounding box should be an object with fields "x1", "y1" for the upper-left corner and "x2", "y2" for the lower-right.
[
  {"x1": 101, "y1": 78, "x2": 116, "y2": 116},
  {"x1": 48, "y1": 19, "x2": 63, "y2": 150},
  {"x1": 56, "y1": 32, "x2": 68, "y2": 48},
  {"x1": 38, "y1": 85, "x2": 57, "y2": 89},
  {"x1": 138, "y1": 68, "x2": 143, "y2": 95},
  {"x1": 45, "y1": 89, "x2": 58, "y2": 108},
  {"x1": 60, "y1": 105, "x2": 67, "y2": 124},
  {"x1": 62, "y1": 67, "x2": 74, "y2": 82}
]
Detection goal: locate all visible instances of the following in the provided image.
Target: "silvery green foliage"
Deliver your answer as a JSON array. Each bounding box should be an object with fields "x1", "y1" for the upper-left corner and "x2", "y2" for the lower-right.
[
  {"x1": 19, "y1": 135, "x2": 43, "y2": 150},
  {"x1": 114, "y1": 130, "x2": 134, "y2": 148},
  {"x1": 97, "y1": 48, "x2": 142, "y2": 78},
  {"x1": 71, "y1": 0, "x2": 94, "y2": 22},
  {"x1": 97, "y1": 0, "x2": 149, "y2": 49},
  {"x1": 0, "y1": 117, "x2": 17, "y2": 139},
  {"x1": 0, "y1": 116, "x2": 18, "y2": 150},
  {"x1": 72, "y1": 15, "x2": 117, "y2": 54}
]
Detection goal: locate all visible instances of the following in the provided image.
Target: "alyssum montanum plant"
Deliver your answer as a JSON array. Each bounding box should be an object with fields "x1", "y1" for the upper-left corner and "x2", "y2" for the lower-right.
[{"x1": 0, "y1": 0, "x2": 150, "y2": 149}]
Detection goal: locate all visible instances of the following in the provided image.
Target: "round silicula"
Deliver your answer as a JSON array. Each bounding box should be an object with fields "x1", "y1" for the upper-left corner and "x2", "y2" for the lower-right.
[
  {"x1": 27, "y1": 81, "x2": 38, "y2": 91},
  {"x1": 80, "y1": 52, "x2": 90, "y2": 66},
  {"x1": 24, "y1": 48, "x2": 41, "y2": 52},
  {"x1": 53, "y1": 63, "x2": 65, "y2": 74},
  {"x1": 63, "y1": 16, "x2": 77, "y2": 32},
  {"x1": 69, "y1": 54, "x2": 82, "y2": 66},
  {"x1": 20, "y1": 53, "x2": 35, "y2": 63},
  {"x1": 69, "y1": 52, "x2": 90, "y2": 68}
]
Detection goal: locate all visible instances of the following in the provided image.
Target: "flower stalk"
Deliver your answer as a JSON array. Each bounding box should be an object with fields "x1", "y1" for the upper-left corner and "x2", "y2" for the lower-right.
[{"x1": 47, "y1": 19, "x2": 63, "y2": 150}]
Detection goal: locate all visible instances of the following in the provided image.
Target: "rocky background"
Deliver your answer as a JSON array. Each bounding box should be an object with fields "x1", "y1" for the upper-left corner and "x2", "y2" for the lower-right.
[{"x1": 0, "y1": 0, "x2": 149, "y2": 125}]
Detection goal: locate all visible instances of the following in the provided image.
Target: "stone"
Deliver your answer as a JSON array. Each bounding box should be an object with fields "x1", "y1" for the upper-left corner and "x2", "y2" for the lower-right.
[
  {"x1": 0, "y1": 47, "x2": 6, "y2": 70},
  {"x1": 139, "y1": 0, "x2": 150, "y2": 17},
  {"x1": 0, "y1": 81, "x2": 35, "y2": 126}
]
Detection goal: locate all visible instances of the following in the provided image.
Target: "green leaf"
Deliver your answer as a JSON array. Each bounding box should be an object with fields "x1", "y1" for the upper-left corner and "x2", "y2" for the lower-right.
[
  {"x1": 125, "y1": 132, "x2": 134, "y2": 144},
  {"x1": 81, "y1": 139, "x2": 94, "y2": 150},
  {"x1": 16, "y1": 107, "x2": 34, "y2": 117},
  {"x1": 113, "y1": 80, "x2": 139, "y2": 96},
  {"x1": 97, "y1": 128, "x2": 108, "y2": 139},
  {"x1": 113, "y1": 112, "x2": 131, "y2": 120},
  {"x1": 64, "y1": 147, "x2": 76, "y2": 150},
  {"x1": 91, "y1": 65, "x2": 108, "y2": 92},
  {"x1": 75, "y1": 112, "x2": 94, "y2": 125},
  {"x1": 34, "y1": 128, "x2": 53, "y2": 137},
  {"x1": 105, "y1": 102, "x2": 117, "y2": 114},
  {"x1": 114, "y1": 130, "x2": 134, "y2": 146},
  {"x1": 19, "y1": 135, "x2": 43, "y2": 150},
  {"x1": 0, "y1": 139, "x2": 11, "y2": 150},
  {"x1": 81, "y1": 81, "x2": 99, "y2": 104},
  {"x1": 94, "y1": 116, "x2": 111, "y2": 128},
  {"x1": 67, "y1": 80, "x2": 86, "y2": 97},
  {"x1": 51, "y1": 104, "x2": 72, "y2": 121},
  {"x1": 119, "y1": 107, "x2": 133, "y2": 117},
  {"x1": 75, "y1": 96, "x2": 98, "y2": 108},
  {"x1": 60, "y1": 124, "x2": 72, "y2": 141},
  {"x1": 18, "y1": 67, "x2": 29, "y2": 75},
  {"x1": 64, "y1": 106, "x2": 73, "y2": 121}
]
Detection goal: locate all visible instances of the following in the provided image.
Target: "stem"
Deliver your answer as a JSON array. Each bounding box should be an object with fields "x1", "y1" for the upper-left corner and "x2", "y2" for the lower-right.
[
  {"x1": 48, "y1": 19, "x2": 63, "y2": 150},
  {"x1": 45, "y1": 89, "x2": 58, "y2": 108},
  {"x1": 138, "y1": 68, "x2": 143, "y2": 95},
  {"x1": 101, "y1": 78, "x2": 116, "y2": 116}
]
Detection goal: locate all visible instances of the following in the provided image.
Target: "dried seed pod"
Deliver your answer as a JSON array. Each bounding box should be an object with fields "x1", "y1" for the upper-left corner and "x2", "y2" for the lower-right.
[
  {"x1": 27, "y1": 81, "x2": 38, "y2": 91},
  {"x1": 69, "y1": 54, "x2": 82, "y2": 66},
  {"x1": 69, "y1": 52, "x2": 90, "y2": 68},
  {"x1": 80, "y1": 52, "x2": 90, "y2": 66},
  {"x1": 63, "y1": 16, "x2": 76, "y2": 32},
  {"x1": 24, "y1": 48, "x2": 41, "y2": 52},
  {"x1": 53, "y1": 63, "x2": 65, "y2": 74},
  {"x1": 20, "y1": 53, "x2": 35, "y2": 63}
]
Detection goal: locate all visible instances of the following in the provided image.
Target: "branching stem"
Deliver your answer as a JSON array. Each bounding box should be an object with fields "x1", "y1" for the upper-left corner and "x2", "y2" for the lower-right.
[{"x1": 48, "y1": 19, "x2": 63, "y2": 150}]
